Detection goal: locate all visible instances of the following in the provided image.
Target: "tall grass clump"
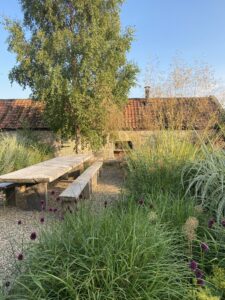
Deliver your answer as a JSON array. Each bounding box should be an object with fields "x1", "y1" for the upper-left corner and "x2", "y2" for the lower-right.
[
  {"x1": 182, "y1": 144, "x2": 225, "y2": 222},
  {"x1": 147, "y1": 192, "x2": 199, "y2": 230},
  {"x1": 6, "y1": 205, "x2": 192, "y2": 300},
  {"x1": 126, "y1": 131, "x2": 198, "y2": 197},
  {"x1": 0, "y1": 133, "x2": 54, "y2": 175}
]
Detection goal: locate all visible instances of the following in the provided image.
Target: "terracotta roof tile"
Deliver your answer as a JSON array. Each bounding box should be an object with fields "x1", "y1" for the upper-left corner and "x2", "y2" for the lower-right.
[
  {"x1": 0, "y1": 97, "x2": 222, "y2": 130},
  {"x1": 0, "y1": 99, "x2": 47, "y2": 130},
  {"x1": 123, "y1": 97, "x2": 222, "y2": 130}
]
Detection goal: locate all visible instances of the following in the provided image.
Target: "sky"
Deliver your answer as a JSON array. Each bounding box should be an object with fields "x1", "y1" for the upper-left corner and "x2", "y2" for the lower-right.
[{"x1": 0, "y1": 0, "x2": 225, "y2": 98}]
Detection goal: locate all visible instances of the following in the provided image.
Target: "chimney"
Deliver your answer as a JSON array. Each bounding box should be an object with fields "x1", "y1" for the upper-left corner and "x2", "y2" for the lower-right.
[{"x1": 144, "y1": 86, "x2": 150, "y2": 99}]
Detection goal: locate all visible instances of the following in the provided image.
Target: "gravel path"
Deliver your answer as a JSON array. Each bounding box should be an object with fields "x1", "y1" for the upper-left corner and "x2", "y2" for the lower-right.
[
  {"x1": 0, "y1": 162, "x2": 124, "y2": 289},
  {"x1": 91, "y1": 162, "x2": 124, "y2": 207},
  {"x1": 0, "y1": 190, "x2": 62, "y2": 288}
]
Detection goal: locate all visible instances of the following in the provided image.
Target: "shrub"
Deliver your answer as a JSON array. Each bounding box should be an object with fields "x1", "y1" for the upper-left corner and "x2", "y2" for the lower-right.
[
  {"x1": 182, "y1": 146, "x2": 225, "y2": 221},
  {"x1": 0, "y1": 133, "x2": 54, "y2": 175},
  {"x1": 126, "y1": 131, "x2": 198, "y2": 197},
  {"x1": 151, "y1": 193, "x2": 199, "y2": 230},
  {"x1": 192, "y1": 224, "x2": 225, "y2": 272},
  {"x1": 6, "y1": 205, "x2": 192, "y2": 299}
]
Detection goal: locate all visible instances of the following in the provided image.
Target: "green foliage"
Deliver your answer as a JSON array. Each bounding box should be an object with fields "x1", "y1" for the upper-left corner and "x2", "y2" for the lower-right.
[
  {"x1": 126, "y1": 132, "x2": 198, "y2": 197},
  {"x1": 208, "y1": 266, "x2": 225, "y2": 298},
  {"x1": 5, "y1": 0, "x2": 138, "y2": 149},
  {"x1": 122, "y1": 131, "x2": 225, "y2": 298},
  {"x1": 5, "y1": 131, "x2": 225, "y2": 299},
  {"x1": 182, "y1": 146, "x2": 225, "y2": 221},
  {"x1": 191, "y1": 234, "x2": 225, "y2": 299},
  {"x1": 191, "y1": 225, "x2": 225, "y2": 272},
  {"x1": 0, "y1": 133, "x2": 53, "y2": 175},
  {"x1": 6, "y1": 205, "x2": 192, "y2": 300},
  {"x1": 193, "y1": 287, "x2": 220, "y2": 300},
  {"x1": 151, "y1": 193, "x2": 198, "y2": 230}
]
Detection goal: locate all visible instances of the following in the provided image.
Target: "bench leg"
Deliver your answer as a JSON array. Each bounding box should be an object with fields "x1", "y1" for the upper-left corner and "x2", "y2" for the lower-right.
[
  {"x1": 82, "y1": 182, "x2": 91, "y2": 199},
  {"x1": 5, "y1": 187, "x2": 16, "y2": 206},
  {"x1": 98, "y1": 168, "x2": 103, "y2": 177},
  {"x1": 91, "y1": 168, "x2": 102, "y2": 191},
  {"x1": 91, "y1": 174, "x2": 98, "y2": 189},
  {"x1": 16, "y1": 182, "x2": 48, "y2": 211}
]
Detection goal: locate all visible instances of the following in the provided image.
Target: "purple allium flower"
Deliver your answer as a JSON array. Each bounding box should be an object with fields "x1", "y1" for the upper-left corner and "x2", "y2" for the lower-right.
[
  {"x1": 40, "y1": 217, "x2": 45, "y2": 223},
  {"x1": 221, "y1": 220, "x2": 225, "y2": 227},
  {"x1": 200, "y1": 242, "x2": 209, "y2": 252},
  {"x1": 51, "y1": 190, "x2": 55, "y2": 195},
  {"x1": 208, "y1": 218, "x2": 215, "y2": 229},
  {"x1": 104, "y1": 201, "x2": 107, "y2": 208},
  {"x1": 197, "y1": 278, "x2": 205, "y2": 286},
  {"x1": 17, "y1": 253, "x2": 23, "y2": 261},
  {"x1": 53, "y1": 208, "x2": 58, "y2": 213},
  {"x1": 138, "y1": 198, "x2": 144, "y2": 206},
  {"x1": 17, "y1": 220, "x2": 22, "y2": 225},
  {"x1": 5, "y1": 281, "x2": 10, "y2": 287},
  {"x1": 30, "y1": 232, "x2": 37, "y2": 241},
  {"x1": 49, "y1": 208, "x2": 53, "y2": 212},
  {"x1": 189, "y1": 260, "x2": 198, "y2": 271},
  {"x1": 40, "y1": 200, "x2": 44, "y2": 205},
  {"x1": 195, "y1": 268, "x2": 204, "y2": 279}
]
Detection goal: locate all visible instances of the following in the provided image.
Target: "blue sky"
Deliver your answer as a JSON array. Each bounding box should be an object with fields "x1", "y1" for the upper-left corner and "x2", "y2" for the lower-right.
[{"x1": 0, "y1": 0, "x2": 225, "y2": 98}]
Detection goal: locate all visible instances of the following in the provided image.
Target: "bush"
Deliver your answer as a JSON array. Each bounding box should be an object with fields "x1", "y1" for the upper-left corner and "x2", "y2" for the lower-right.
[
  {"x1": 6, "y1": 205, "x2": 192, "y2": 299},
  {"x1": 0, "y1": 133, "x2": 54, "y2": 175},
  {"x1": 150, "y1": 192, "x2": 199, "y2": 230},
  {"x1": 182, "y1": 146, "x2": 225, "y2": 221},
  {"x1": 192, "y1": 224, "x2": 225, "y2": 272},
  {"x1": 126, "y1": 131, "x2": 198, "y2": 197}
]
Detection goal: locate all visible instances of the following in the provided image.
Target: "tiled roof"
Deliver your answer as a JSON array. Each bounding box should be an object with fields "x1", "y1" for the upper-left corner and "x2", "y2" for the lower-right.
[
  {"x1": 0, "y1": 97, "x2": 222, "y2": 130},
  {"x1": 0, "y1": 99, "x2": 47, "y2": 130},
  {"x1": 123, "y1": 97, "x2": 222, "y2": 130}
]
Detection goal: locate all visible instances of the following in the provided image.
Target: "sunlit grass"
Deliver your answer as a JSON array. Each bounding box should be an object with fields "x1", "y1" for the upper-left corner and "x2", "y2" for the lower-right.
[
  {"x1": 5, "y1": 204, "x2": 192, "y2": 300},
  {"x1": 0, "y1": 133, "x2": 54, "y2": 175}
]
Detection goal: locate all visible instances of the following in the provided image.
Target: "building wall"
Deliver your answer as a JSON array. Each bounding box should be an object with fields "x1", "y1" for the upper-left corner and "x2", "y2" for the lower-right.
[
  {"x1": 0, "y1": 130, "x2": 93, "y2": 157},
  {"x1": 1, "y1": 129, "x2": 215, "y2": 160}
]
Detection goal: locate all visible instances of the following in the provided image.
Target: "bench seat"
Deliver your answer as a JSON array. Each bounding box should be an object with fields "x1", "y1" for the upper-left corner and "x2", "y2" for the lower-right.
[{"x1": 60, "y1": 161, "x2": 102, "y2": 212}]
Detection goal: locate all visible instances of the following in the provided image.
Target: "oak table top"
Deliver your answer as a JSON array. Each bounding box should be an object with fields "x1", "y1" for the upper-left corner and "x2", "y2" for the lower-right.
[{"x1": 0, "y1": 154, "x2": 93, "y2": 184}]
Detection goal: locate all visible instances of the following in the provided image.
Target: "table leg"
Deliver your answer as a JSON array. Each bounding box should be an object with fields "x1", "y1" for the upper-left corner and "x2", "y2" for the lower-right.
[
  {"x1": 5, "y1": 187, "x2": 16, "y2": 206},
  {"x1": 16, "y1": 182, "x2": 48, "y2": 211},
  {"x1": 45, "y1": 184, "x2": 48, "y2": 210}
]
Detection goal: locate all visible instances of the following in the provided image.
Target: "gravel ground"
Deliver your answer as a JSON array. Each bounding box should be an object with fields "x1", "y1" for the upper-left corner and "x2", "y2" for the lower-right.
[
  {"x1": 91, "y1": 162, "x2": 124, "y2": 207},
  {"x1": 0, "y1": 163, "x2": 124, "y2": 289},
  {"x1": 0, "y1": 189, "x2": 62, "y2": 288}
]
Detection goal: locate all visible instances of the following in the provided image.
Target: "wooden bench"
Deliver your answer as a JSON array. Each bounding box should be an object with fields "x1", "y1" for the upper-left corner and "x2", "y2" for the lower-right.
[
  {"x1": 0, "y1": 154, "x2": 93, "y2": 210},
  {"x1": 60, "y1": 161, "x2": 103, "y2": 212}
]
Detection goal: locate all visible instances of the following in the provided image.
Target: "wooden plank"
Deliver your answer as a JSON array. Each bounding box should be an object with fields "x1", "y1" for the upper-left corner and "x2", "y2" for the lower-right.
[
  {"x1": 0, "y1": 154, "x2": 93, "y2": 184},
  {"x1": 60, "y1": 161, "x2": 103, "y2": 199}
]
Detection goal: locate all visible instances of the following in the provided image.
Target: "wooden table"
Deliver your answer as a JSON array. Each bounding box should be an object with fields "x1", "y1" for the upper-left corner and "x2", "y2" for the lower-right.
[{"x1": 0, "y1": 154, "x2": 93, "y2": 210}]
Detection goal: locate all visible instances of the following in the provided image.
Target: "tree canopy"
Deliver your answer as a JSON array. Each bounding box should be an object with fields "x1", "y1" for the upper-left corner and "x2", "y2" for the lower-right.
[{"x1": 5, "y1": 0, "x2": 138, "y2": 149}]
